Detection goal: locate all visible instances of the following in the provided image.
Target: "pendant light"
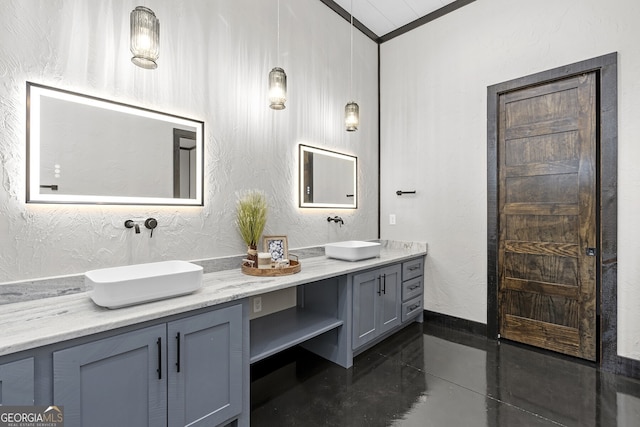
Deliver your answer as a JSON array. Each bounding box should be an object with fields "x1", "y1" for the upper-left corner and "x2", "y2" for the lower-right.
[
  {"x1": 269, "y1": 0, "x2": 287, "y2": 109},
  {"x1": 345, "y1": 0, "x2": 359, "y2": 131},
  {"x1": 130, "y1": 6, "x2": 160, "y2": 69}
]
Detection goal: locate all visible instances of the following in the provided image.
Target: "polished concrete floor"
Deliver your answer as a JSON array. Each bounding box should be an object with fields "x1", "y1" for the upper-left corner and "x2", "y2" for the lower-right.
[{"x1": 250, "y1": 322, "x2": 640, "y2": 426}]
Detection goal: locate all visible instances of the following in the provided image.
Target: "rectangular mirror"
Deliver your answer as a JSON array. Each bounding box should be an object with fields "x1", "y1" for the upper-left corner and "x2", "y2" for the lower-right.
[
  {"x1": 27, "y1": 82, "x2": 204, "y2": 205},
  {"x1": 299, "y1": 144, "x2": 357, "y2": 209}
]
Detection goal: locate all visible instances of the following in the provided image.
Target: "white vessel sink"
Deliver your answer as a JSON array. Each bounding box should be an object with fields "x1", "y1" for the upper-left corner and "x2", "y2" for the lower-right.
[
  {"x1": 87, "y1": 260, "x2": 203, "y2": 309},
  {"x1": 325, "y1": 241, "x2": 381, "y2": 261}
]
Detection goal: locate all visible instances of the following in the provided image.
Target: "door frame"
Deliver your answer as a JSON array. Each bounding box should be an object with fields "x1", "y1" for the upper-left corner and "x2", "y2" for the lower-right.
[{"x1": 487, "y1": 53, "x2": 618, "y2": 371}]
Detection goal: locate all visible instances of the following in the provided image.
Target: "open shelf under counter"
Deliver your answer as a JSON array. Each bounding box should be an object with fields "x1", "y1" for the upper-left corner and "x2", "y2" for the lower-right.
[{"x1": 249, "y1": 307, "x2": 343, "y2": 364}]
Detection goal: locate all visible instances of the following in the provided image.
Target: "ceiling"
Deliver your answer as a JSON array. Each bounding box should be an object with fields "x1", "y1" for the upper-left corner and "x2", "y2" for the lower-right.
[{"x1": 330, "y1": 0, "x2": 460, "y2": 39}]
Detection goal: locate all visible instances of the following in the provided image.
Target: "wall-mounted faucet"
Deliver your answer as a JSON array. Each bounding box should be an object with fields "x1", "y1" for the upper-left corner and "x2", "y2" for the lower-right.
[
  {"x1": 125, "y1": 218, "x2": 158, "y2": 237},
  {"x1": 124, "y1": 219, "x2": 140, "y2": 234},
  {"x1": 327, "y1": 216, "x2": 344, "y2": 227}
]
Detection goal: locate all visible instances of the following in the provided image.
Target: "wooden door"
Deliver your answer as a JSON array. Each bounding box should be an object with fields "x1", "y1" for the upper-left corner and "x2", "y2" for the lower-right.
[{"x1": 498, "y1": 72, "x2": 597, "y2": 360}]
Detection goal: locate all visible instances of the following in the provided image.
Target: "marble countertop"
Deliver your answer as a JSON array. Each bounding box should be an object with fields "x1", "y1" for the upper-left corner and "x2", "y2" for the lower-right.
[{"x1": 0, "y1": 242, "x2": 426, "y2": 357}]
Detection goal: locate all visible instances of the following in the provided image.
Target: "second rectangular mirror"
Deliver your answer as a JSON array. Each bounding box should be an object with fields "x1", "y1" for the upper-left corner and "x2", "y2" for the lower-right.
[{"x1": 299, "y1": 144, "x2": 357, "y2": 209}]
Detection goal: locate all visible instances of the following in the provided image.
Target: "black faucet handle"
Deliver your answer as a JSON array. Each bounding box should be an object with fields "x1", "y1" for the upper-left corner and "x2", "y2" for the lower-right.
[{"x1": 145, "y1": 218, "x2": 158, "y2": 238}]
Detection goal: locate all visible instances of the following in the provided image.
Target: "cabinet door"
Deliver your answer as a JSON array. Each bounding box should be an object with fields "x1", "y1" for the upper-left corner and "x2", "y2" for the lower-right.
[
  {"x1": 0, "y1": 358, "x2": 34, "y2": 405},
  {"x1": 378, "y1": 264, "x2": 402, "y2": 335},
  {"x1": 167, "y1": 304, "x2": 243, "y2": 427},
  {"x1": 352, "y1": 270, "x2": 380, "y2": 349},
  {"x1": 54, "y1": 325, "x2": 167, "y2": 427}
]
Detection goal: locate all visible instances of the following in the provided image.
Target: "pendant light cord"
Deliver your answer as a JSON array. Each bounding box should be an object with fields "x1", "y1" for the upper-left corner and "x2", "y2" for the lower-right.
[
  {"x1": 277, "y1": 0, "x2": 281, "y2": 61},
  {"x1": 350, "y1": 0, "x2": 353, "y2": 100}
]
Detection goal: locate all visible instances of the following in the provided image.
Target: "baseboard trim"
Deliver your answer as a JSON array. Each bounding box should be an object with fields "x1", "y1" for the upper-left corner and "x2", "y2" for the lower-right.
[
  {"x1": 424, "y1": 310, "x2": 487, "y2": 337},
  {"x1": 616, "y1": 355, "x2": 640, "y2": 381}
]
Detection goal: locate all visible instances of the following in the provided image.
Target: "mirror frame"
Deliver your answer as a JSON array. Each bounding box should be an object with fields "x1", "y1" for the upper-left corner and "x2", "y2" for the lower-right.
[
  {"x1": 26, "y1": 82, "x2": 204, "y2": 206},
  {"x1": 299, "y1": 144, "x2": 357, "y2": 209}
]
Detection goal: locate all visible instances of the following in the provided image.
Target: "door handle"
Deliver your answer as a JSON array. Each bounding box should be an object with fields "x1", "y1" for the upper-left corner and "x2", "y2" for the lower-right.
[
  {"x1": 382, "y1": 274, "x2": 386, "y2": 295},
  {"x1": 377, "y1": 276, "x2": 382, "y2": 296}
]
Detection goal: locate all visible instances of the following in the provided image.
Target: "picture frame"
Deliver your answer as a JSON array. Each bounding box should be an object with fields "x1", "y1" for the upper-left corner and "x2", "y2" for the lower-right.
[{"x1": 263, "y1": 235, "x2": 288, "y2": 261}]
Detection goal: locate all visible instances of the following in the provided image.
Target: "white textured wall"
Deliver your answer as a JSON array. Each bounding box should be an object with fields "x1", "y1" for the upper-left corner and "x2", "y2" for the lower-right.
[
  {"x1": 380, "y1": 0, "x2": 640, "y2": 360},
  {"x1": 0, "y1": 0, "x2": 379, "y2": 282}
]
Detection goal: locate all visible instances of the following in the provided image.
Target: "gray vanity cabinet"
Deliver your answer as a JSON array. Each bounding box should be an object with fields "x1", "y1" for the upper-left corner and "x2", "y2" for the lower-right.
[
  {"x1": 352, "y1": 264, "x2": 402, "y2": 349},
  {"x1": 53, "y1": 324, "x2": 168, "y2": 427},
  {"x1": 0, "y1": 357, "x2": 35, "y2": 405},
  {"x1": 53, "y1": 304, "x2": 243, "y2": 427},
  {"x1": 167, "y1": 304, "x2": 243, "y2": 427}
]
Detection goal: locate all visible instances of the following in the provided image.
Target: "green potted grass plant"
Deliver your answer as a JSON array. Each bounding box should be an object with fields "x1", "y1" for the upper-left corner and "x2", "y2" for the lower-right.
[{"x1": 235, "y1": 190, "x2": 268, "y2": 266}]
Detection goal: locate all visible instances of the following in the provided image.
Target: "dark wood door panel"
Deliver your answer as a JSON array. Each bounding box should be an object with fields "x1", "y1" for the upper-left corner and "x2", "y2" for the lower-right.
[
  {"x1": 505, "y1": 132, "x2": 579, "y2": 166},
  {"x1": 505, "y1": 117, "x2": 579, "y2": 140},
  {"x1": 503, "y1": 291, "x2": 579, "y2": 328},
  {"x1": 502, "y1": 79, "x2": 581, "y2": 112},
  {"x1": 505, "y1": 215, "x2": 578, "y2": 243},
  {"x1": 503, "y1": 204, "x2": 578, "y2": 216},
  {"x1": 504, "y1": 252, "x2": 578, "y2": 286},
  {"x1": 504, "y1": 240, "x2": 579, "y2": 257},
  {"x1": 503, "y1": 278, "x2": 579, "y2": 299},
  {"x1": 506, "y1": 174, "x2": 579, "y2": 203},
  {"x1": 503, "y1": 315, "x2": 580, "y2": 356},
  {"x1": 504, "y1": 161, "x2": 579, "y2": 178},
  {"x1": 498, "y1": 72, "x2": 597, "y2": 361}
]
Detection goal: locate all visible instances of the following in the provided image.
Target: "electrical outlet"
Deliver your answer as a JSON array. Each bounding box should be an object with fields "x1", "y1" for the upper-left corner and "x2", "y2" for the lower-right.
[
  {"x1": 253, "y1": 296, "x2": 262, "y2": 313},
  {"x1": 389, "y1": 214, "x2": 396, "y2": 225}
]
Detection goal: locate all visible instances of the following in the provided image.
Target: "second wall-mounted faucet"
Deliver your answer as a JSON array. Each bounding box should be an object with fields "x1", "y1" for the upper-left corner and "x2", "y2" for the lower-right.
[{"x1": 327, "y1": 216, "x2": 344, "y2": 227}]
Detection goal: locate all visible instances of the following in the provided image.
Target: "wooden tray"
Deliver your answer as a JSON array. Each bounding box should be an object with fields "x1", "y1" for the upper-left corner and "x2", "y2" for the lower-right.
[{"x1": 241, "y1": 259, "x2": 301, "y2": 277}]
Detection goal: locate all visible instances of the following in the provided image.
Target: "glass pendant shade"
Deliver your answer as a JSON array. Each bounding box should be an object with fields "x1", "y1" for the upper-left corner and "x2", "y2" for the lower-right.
[
  {"x1": 345, "y1": 101, "x2": 359, "y2": 132},
  {"x1": 130, "y1": 6, "x2": 160, "y2": 70},
  {"x1": 269, "y1": 67, "x2": 287, "y2": 110}
]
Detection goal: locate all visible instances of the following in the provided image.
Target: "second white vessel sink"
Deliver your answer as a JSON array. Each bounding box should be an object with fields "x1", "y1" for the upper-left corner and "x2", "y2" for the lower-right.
[
  {"x1": 325, "y1": 241, "x2": 381, "y2": 261},
  {"x1": 86, "y1": 260, "x2": 203, "y2": 309}
]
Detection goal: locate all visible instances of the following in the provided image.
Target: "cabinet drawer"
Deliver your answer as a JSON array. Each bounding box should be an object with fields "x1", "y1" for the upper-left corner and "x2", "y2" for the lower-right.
[
  {"x1": 402, "y1": 277, "x2": 423, "y2": 302},
  {"x1": 402, "y1": 258, "x2": 424, "y2": 281},
  {"x1": 401, "y1": 296, "x2": 423, "y2": 323}
]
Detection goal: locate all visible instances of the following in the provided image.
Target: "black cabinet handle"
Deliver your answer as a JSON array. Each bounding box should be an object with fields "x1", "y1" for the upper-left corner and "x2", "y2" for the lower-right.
[
  {"x1": 382, "y1": 274, "x2": 386, "y2": 295},
  {"x1": 408, "y1": 304, "x2": 420, "y2": 312},
  {"x1": 157, "y1": 337, "x2": 162, "y2": 380},
  {"x1": 408, "y1": 284, "x2": 420, "y2": 291},
  {"x1": 377, "y1": 276, "x2": 382, "y2": 296},
  {"x1": 176, "y1": 332, "x2": 181, "y2": 373},
  {"x1": 408, "y1": 265, "x2": 420, "y2": 271}
]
